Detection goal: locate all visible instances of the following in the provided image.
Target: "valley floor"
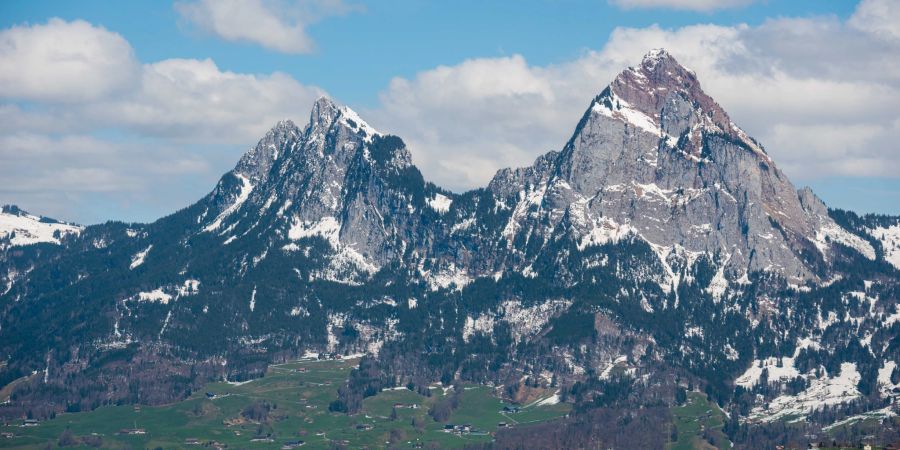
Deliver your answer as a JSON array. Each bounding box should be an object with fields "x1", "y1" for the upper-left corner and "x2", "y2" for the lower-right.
[{"x1": 0, "y1": 356, "x2": 570, "y2": 449}]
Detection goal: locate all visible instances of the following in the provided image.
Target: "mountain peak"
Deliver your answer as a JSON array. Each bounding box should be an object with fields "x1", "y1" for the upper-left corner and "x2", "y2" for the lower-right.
[
  {"x1": 233, "y1": 119, "x2": 301, "y2": 184},
  {"x1": 310, "y1": 95, "x2": 340, "y2": 127},
  {"x1": 639, "y1": 48, "x2": 671, "y2": 67},
  {"x1": 272, "y1": 118, "x2": 298, "y2": 131},
  {"x1": 611, "y1": 49, "x2": 705, "y2": 115},
  {"x1": 594, "y1": 48, "x2": 771, "y2": 163},
  {"x1": 308, "y1": 96, "x2": 380, "y2": 142}
]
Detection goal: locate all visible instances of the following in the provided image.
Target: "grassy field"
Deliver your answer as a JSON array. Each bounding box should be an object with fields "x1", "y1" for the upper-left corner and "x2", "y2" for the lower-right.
[
  {"x1": 668, "y1": 392, "x2": 731, "y2": 450},
  {"x1": 0, "y1": 357, "x2": 570, "y2": 449}
]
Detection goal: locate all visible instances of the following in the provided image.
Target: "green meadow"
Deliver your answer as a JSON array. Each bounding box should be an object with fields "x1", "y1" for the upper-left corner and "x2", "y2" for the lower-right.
[
  {"x1": 0, "y1": 357, "x2": 570, "y2": 449},
  {"x1": 668, "y1": 391, "x2": 731, "y2": 450}
]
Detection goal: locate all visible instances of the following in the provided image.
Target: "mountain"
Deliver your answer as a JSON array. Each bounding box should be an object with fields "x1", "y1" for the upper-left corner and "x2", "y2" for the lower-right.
[
  {"x1": 0, "y1": 205, "x2": 81, "y2": 249},
  {"x1": 1, "y1": 50, "x2": 898, "y2": 446}
]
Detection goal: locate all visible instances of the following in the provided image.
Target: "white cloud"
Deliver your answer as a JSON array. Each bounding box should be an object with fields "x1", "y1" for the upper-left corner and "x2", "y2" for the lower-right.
[
  {"x1": 3, "y1": 2, "x2": 899, "y2": 222},
  {"x1": 92, "y1": 58, "x2": 324, "y2": 143},
  {"x1": 609, "y1": 0, "x2": 753, "y2": 12},
  {"x1": 0, "y1": 19, "x2": 325, "y2": 223},
  {"x1": 369, "y1": 1, "x2": 900, "y2": 193},
  {"x1": 175, "y1": 0, "x2": 359, "y2": 54},
  {"x1": 849, "y1": 0, "x2": 900, "y2": 41},
  {"x1": 0, "y1": 133, "x2": 214, "y2": 222},
  {"x1": 0, "y1": 18, "x2": 139, "y2": 102},
  {"x1": 374, "y1": 55, "x2": 587, "y2": 188}
]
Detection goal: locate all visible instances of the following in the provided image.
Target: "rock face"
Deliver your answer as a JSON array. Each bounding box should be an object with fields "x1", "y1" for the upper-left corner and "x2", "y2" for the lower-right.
[
  {"x1": 195, "y1": 50, "x2": 873, "y2": 292},
  {"x1": 197, "y1": 96, "x2": 448, "y2": 284},
  {"x1": 1, "y1": 50, "x2": 897, "y2": 438},
  {"x1": 481, "y1": 49, "x2": 871, "y2": 288}
]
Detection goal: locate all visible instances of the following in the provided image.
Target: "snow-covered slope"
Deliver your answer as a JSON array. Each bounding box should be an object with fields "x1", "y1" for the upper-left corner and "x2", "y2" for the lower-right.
[
  {"x1": 869, "y1": 223, "x2": 900, "y2": 270},
  {"x1": 0, "y1": 205, "x2": 81, "y2": 247}
]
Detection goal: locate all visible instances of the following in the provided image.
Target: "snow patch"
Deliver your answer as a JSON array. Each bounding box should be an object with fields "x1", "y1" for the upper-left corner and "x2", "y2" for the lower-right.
[
  {"x1": 0, "y1": 209, "x2": 81, "y2": 247},
  {"x1": 534, "y1": 393, "x2": 560, "y2": 406},
  {"x1": 869, "y1": 224, "x2": 900, "y2": 269},
  {"x1": 814, "y1": 223, "x2": 875, "y2": 261},
  {"x1": 289, "y1": 216, "x2": 341, "y2": 244},
  {"x1": 878, "y1": 361, "x2": 899, "y2": 397},
  {"x1": 426, "y1": 193, "x2": 452, "y2": 214},
  {"x1": 462, "y1": 314, "x2": 495, "y2": 343},
  {"x1": 822, "y1": 406, "x2": 896, "y2": 431},
  {"x1": 289, "y1": 216, "x2": 379, "y2": 284},
  {"x1": 599, "y1": 355, "x2": 628, "y2": 380},
  {"x1": 748, "y1": 363, "x2": 861, "y2": 422},
  {"x1": 451, "y1": 217, "x2": 475, "y2": 234},
  {"x1": 706, "y1": 254, "x2": 731, "y2": 301},
  {"x1": 735, "y1": 357, "x2": 800, "y2": 388},
  {"x1": 204, "y1": 174, "x2": 254, "y2": 232},
  {"x1": 135, "y1": 289, "x2": 173, "y2": 305},
  {"x1": 423, "y1": 263, "x2": 471, "y2": 292},
  {"x1": 129, "y1": 245, "x2": 152, "y2": 269},
  {"x1": 339, "y1": 105, "x2": 380, "y2": 143},
  {"x1": 577, "y1": 217, "x2": 636, "y2": 250},
  {"x1": 501, "y1": 299, "x2": 572, "y2": 343},
  {"x1": 176, "y1": 279, "x2": 200, "y2": 296},
  {"x1": 592, "y1": 92, "x2": 661, "y2": 137}
]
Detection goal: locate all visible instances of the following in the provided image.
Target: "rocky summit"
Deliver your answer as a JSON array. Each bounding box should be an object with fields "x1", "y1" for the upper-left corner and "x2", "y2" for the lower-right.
[{"x1": 1, "y1": 50, "x2": 898, "y2": 447}]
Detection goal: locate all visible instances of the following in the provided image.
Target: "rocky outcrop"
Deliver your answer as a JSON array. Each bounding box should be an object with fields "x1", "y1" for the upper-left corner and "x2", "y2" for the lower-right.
[{"x1": 483, "y1": 49, "x2": 873, "y2": 286}]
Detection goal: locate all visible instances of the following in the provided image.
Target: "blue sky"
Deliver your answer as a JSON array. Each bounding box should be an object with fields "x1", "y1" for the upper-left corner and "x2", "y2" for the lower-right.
[
  {"x1": 0, "y1": 0, "x2": 859, "y2": 108},
  {"x1": 0, "y1": 0, "x2": 897, "y2": 223}
]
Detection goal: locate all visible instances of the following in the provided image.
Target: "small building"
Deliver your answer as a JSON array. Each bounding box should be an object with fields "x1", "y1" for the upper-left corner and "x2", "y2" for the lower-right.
[
  {"x1": 205, "y1": 392, "x2": 217, "y2": 399},
  {"x1": 281, "y1": 440, "x2": 305, "y2": 449},
  {"x1": 118, "y1": 428, "x2": 146, "y2": 435},
  {"x1": 355, "y1": 423, "x2": 374, "y2": 431},
  {"x1": 184, "y1": 438, "x2": 200, "y2": 445},
  {"x1": 22, "y1": 419, "x2": 39, "y2": 427},
  {"x1": 498, "y1": 422, "x2": 508, "y2": 428}
]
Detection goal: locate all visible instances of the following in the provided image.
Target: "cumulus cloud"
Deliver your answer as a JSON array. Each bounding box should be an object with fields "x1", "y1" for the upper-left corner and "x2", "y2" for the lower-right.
[
  {"x1": 91, "y1": 58, "x2": 324, "y2": 143},
  {"x1": 175, "y1": 0, "x2": 359, "y2": 54},
  {"x1": 370, "y1": 0, "x2": 900, "y2": 192},
  {"x1": 3, "y1": 2, "x2": 899, "y2": 222},
  {"x1": 609, "y1": 0, "x2": 753, "y2": 12},
  {"x1": 0, "y1": 133, "x2": 214, "y2": 222},
  {"x1": 849, "y1": 0, "x2": 900, "y2": 41},
  {"x1": 0, "y1": 18, "x2": 139, "y2": 102},
  {"x1": 0, "y1": 19, "x2": 325, "y2": 223}
]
